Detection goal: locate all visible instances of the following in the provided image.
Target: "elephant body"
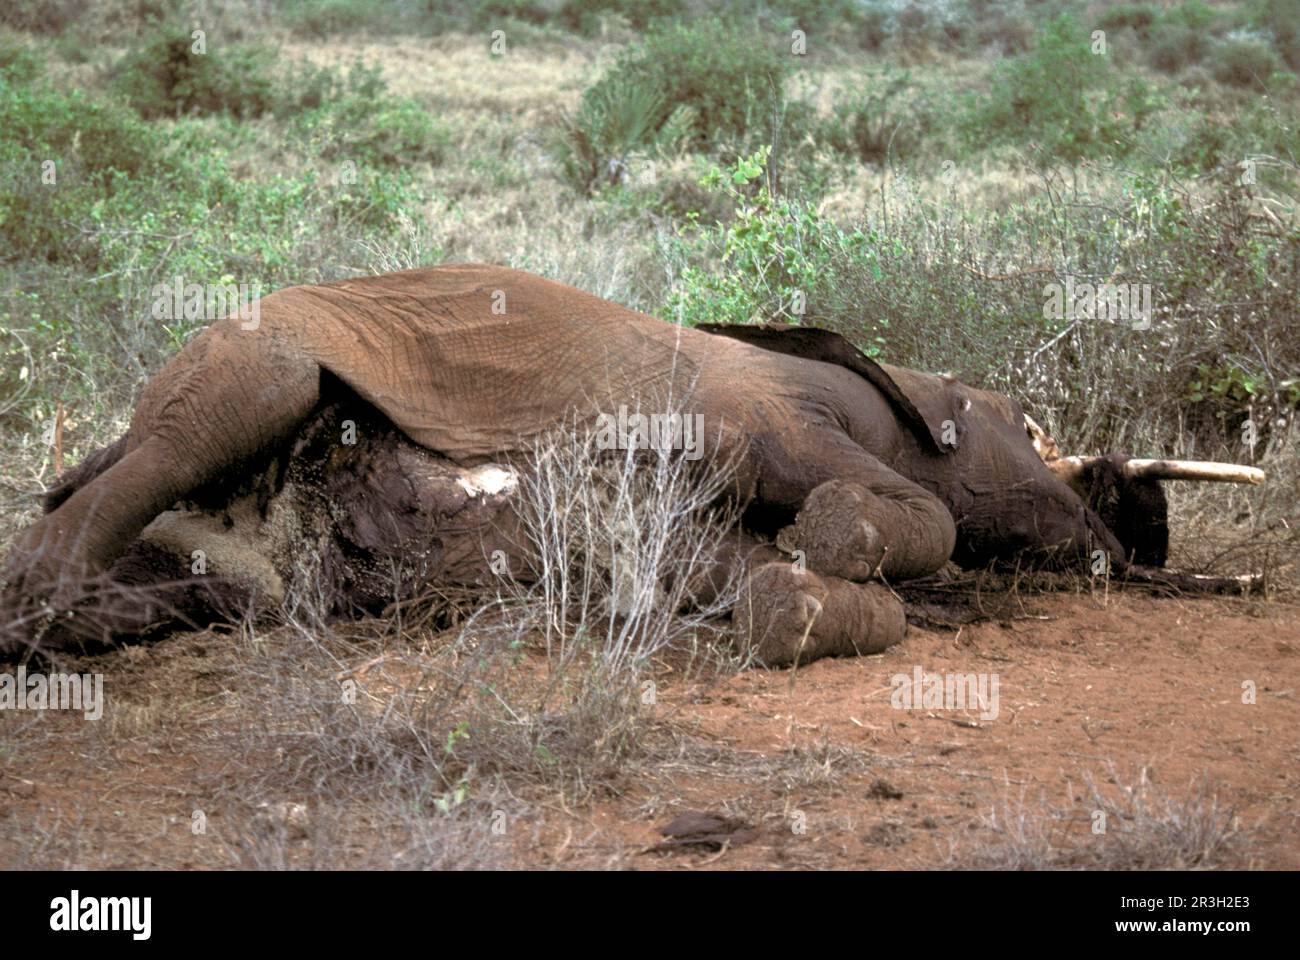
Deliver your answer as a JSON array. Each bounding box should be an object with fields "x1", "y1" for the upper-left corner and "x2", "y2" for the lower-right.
[{"x1": 4, "y1": 264, "x2": 1143, "y2": 663}]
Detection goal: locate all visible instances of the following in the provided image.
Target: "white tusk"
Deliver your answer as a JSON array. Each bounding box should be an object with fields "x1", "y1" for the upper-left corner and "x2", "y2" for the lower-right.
[
  {"x1": 1023, "y1": 413, "x2": 1061, "y2": 463},
  {"x1": 1051, "y1": 455, "x2": 1264, "y2": 485},
  {"x1": 1045, "y1": 456, "x2": 1085, "y2": 482},
  {"x1": 1121, "y1": 458, "x2": 1265, "y2": 485}
]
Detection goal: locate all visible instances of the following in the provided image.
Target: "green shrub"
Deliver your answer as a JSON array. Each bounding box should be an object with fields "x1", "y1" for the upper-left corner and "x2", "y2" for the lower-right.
[
  {"x1": 0, "y1": 66, "x2": 431, "y2": 428},
  {"x1": 963, "y1": 14, "x2": 1157, "y2": 161},
  {"x1": 853, "y1": 4, "x2": 890, "y2": 51},
  {"x1": 111, "y1": 29, "x2": 279, "y2": 118},
  {"x1": 554, "y1": 71, "x2": 694, "y2": 193},
  {"x1": 1150, "y1": 25, "x2": 1211, "y2": 73},
  {"x1": 559, "y1": 0, "x2": 684, "y2": 33},
  {"x1": 666, "y1": 146, "x2": 1299, "y2": 456},
  {"x1": 821, "y1": 70, "x2": 933, "y2": 166},
  {"x1": 759, "y1": 0, "x2": 869, "y2": 35},
  {"x1": 663, "y1": 148, "x2": 878, "y2": 340},
  {"x1": 1095, "y1": 3, "x2": 1159, "y2": 38},
  {"x1": 279, "y1": 0, "x2": 552, "y2": 37},
  {"x1": 1161, "y1": 0, "x2": 1218, "y2": 32},
  {"x1": 586, "y1": 18, "x2": 790, "y2": 151},
  {"x1": 280, "y1": 0, "x2": 404, "y2": 37},
  {"x1": 475, "y1": 0, "x2": 555, "y2": 26},
  {"x1": 0, "y1": 73, "x2": 168, "y2": 259},
  {"x1": 292, "y1": 61, "x2": 451, "y2": 168},
  {"x1": 1169, "y1": 97, "x2": 1299, "y2": 174},
  {"x1": 1257, "y1": 0, "x2": 1300, "y2": 70},
  {"x1": 0, "y1": 31, "x2": 43, "y2": 82},
  {"x1": 1211, "y1": 38, "x2": 1285, "y2": 88},
  {"x1": 973, "y1": 13, "x2": 1035, "y2": 55},
  {"x1": 0, "y1": 0, "x2": 90, "y2": 34}
]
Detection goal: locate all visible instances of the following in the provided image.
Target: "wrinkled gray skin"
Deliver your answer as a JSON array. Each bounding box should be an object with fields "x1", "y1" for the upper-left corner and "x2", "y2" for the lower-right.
[{"x1": 3, "y1": 265, "x2": 1143, "y2": 666}]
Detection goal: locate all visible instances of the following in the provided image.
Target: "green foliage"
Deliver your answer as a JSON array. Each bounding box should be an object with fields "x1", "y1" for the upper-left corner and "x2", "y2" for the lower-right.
[
  {"x1": 1094, "y1": 3, "x2": 1159, "y2": 38},
  {"x1": 665, "y1": 139, "x2": 1298, "y2": 453},
  {"x1": 1150, "y1": 26, "x2": 1211, "y2": 73},
  {"x1": 1161, "y1": 0, "x2": 1219, "y2": 31},
  {"x1": 0, "y1": 32, "x2": 43, "y2": 82},
  {"x1": 554, "y1": 70, "x2": 694, "y2": 193},
  {"x1": 111, "y1": 29, "x2": 278, "y2": 119},
  {"x1": 963, "y1": 14, "x2": 1160, "y2": 161},
  {"x1": 560, "y1": 0, "x2": 685, "y2": 33},
  {"x1": 1256, "y1": 0, "x2": 1300, "y2": 70},
  {"x1": 0, "y1": 0, "x2": 90, "y2": 34},
  {"x1": 1167, "y1": 97, "x2": 1298, "y2": 174},
  {"x1": 755, "y1": 0, "x2": 869, "y2": 34},
  {"x1": 587, "y1": 18, "x2": 790, "y2": 151},
  {"x1": 555, "y1": 16, "x2": 790, "y2": 191},
  {"x1": 292, "y1": 61, "x2": 451, "y2": 167},
  {"x1": 280, "y1": 0, "x2": 406, "y2": 37},
  {"x1": 279, "y1": 0, "x2": 561, "y2": 37},
  {"x1": 1210, "y1": 38, "x2": 1286, "y2": 89},
  {"x1": 664, "y1": 147, "x2": 882, "y2": 348},
  {"x1": 1185, "y1": 363, "x2": 1260, "y2": 405},
  {"x1": 820, "y1": 70, "x2": 933, "y2": 165},
  {"x1": 0, "y1": 61, "x2": 431, "y2": 429},
  {"x1": 0, "y1": 74, "x2": 167, "y2": 258}
]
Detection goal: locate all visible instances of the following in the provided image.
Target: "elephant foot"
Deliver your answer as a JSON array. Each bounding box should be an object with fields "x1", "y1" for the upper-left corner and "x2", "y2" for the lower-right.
[
  {"x1": 777, "y1": 479, "x2": 887, "y2": 582},
  {"x1": 1, "y1": 535, "x2": 98, "y2": 660},
  {"x1": 733, "y1": 561, "x2": 906, "y2": 667}
]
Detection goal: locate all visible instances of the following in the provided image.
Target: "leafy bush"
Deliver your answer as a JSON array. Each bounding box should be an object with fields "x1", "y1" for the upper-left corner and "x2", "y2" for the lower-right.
[
  {"x1": 554, "y1": 70, "x2": 694, "y2": 193},
  {"x1": 820, "y1": 70, "x2": 933, "y2": 166},
  {"x1": 278, "y1": 0, "x2": 552, "y2": 37},
  {"x1": 1161, "y1": 0, "x2": 1219, "y2": 32},
  {"x1": 1150, "y1": 26, "x2": 1211, "y2": 73},
  {"x1": 1094, "y1": 3, "x2": 1159, "y2": 38},
  {"x1": 0, "y1": 32, "x2": 42, "y2": 82},
  {"x1": 280, "y1": 0, "x2": 406, "y2": 37},
  {"x1": 0, "y1": 0, "x2": 90, "y2": 34},
  {"x1": 963, "y1": 14, "x2": 1159, "y2": 161},
  {"x1": 1210, "y1": 38, "x2": 1285, "y2": 88},
  {"x1": 1257, "y1": 0, "x2": 1300, "y2": 70},
  {"x1": 585, "y1": 18, "x2": 790, "y2": 151},
  {"x1": 0, "y1": 74, "x2": 167, "y2": 259},
  {"x1": 663, "y1": 148, "x2": 879, "y2": 342},
  {"x1": 293, "y1": 62, "x2": 451, "y2": 168},
  {"x1": 559, "y1": 0, "x2": 685, "y2": 33},
  {"x1": 666, "y1": 146, "x2": 1299, "y2": 458},
  {"x1": 1165, "y1": 95, "x2": 1299, "y2": 175},
  {"x1": 972, "y1": 12, "x2": 1034, "y2": 54},
  {"x1": 112, "y1": 29, "x2": 279, "y2": 118},
  {"x1": 758, "y1": 0, "x2": 870, "y2": 34}
]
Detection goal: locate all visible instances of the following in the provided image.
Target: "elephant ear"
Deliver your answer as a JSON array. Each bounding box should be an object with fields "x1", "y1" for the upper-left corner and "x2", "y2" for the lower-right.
[{"x1": 697, "y1": 323, "x2": 965, "y2": 454}]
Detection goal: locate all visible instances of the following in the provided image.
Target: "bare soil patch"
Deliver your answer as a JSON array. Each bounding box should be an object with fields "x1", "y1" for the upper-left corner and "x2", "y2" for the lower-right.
[{"x1": 2, "y1": 590, "x2": 1295, "y2": 870}]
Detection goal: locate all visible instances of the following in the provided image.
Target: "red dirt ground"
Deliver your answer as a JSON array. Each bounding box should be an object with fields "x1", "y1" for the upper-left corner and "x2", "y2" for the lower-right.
[
  {"x1": 536, "y1": 591, "x2": 1300, "y2": 868},
  {"x1": 1, "y1": 591, "x2": 1297, "y2": 869}
]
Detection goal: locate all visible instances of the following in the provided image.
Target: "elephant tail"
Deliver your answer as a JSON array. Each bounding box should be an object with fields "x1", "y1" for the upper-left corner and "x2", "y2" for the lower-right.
[{"x1": 42, "y1": 435, "x2": 129, "y2": 513}]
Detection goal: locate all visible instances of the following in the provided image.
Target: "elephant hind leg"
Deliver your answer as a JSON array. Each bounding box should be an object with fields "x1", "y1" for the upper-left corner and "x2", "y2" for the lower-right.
[
  {"x1": 42, "y1": 435, "x2": 128, "y2": 513},
  {"x1": 8, "y1": 433, "x2": 238, "y2": 596},
  {"x1": 733, "y1": 561, "x2": 905, "y2": 667},
  {"x1": 7, "y1": 338, "x2": 322, "y2": 601}
]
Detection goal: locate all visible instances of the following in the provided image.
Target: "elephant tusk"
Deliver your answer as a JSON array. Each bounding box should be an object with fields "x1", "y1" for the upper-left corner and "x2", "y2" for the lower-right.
[
  {"x1": 1023, "y1": 413, "x2": 1061, "y2": 463},
  {"x1": 1051, "y1": 456, "x2": 1265, "y2": 485},
  {"x1": 1121, "y1": 458, "x2": 1265, "y2": 485}
]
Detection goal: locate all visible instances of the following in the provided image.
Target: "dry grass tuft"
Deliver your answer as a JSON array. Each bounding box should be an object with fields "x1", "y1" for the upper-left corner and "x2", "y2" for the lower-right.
[{"x1": 949, "y1": 765, "x2": 1245, "y2": 870}]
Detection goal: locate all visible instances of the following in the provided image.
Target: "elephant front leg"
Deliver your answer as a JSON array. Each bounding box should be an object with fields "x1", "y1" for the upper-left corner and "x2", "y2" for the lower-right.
[
  {"x1": 779, "y1": 477, "x2": 955, "y2": 583},
  {"x1": 733, "y1": 561, "x2": 906, "y2": 667}
]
